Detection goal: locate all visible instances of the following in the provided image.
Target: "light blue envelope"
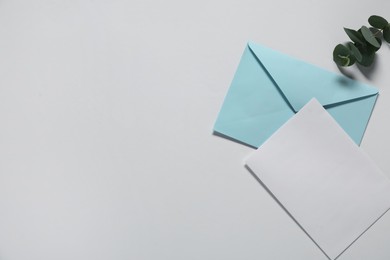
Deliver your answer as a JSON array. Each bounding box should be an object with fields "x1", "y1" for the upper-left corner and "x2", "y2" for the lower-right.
[{"x1": 214, "y1": 42, "x2": 378, "y2": 148}]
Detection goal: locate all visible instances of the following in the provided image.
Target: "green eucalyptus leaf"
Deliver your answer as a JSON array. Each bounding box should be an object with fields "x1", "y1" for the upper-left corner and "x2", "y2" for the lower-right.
[
  {"x1": 369, "y1": 28, "x2": 383, "y2": 51},
  {"x1": 357, "y1": 44, "x2": 375, "y2": 56},
  {"x1": 347, "y1": 42, "x2": 362, "y2": 62},
  {"x1": 383, "y1": 26, "x2": 390, "y2": 43},
  {"x1": 361, "y1": 26, "x2": 380, "y2": 48},
  {"x1": 334, "y1": 44, "x2": 350, "y2": 56},
  {"x1": 368, "y1": 15, "x2": 389, "y2": 29},
  {"x1": 375, "y1": 37, "x2": 382, "y2": 50},
  {"x1": 333, "y1": 44, "x2": 355, "y2": 66},
  {"x1": 344, "y1": 28, "x2": 365, "y2": 45},
  {"x1": 357, "y1": 46, "x2": 375, "y2": 67},
  {"x1": 366, "y1": 31, "x2": 382, "y2": 52},
  {"x1": 359, "y1": 52, "x2": 375, "y2": 67}
]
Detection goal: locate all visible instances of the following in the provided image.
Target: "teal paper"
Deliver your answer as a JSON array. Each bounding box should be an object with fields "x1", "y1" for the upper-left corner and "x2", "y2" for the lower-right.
[{"x1": 214, "y1": 42, "x2": 378, "y2": 148}]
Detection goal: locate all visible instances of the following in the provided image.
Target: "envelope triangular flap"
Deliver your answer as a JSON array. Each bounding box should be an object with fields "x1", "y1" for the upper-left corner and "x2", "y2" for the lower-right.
[
  {"x1": 248, "y1": 42, "x2": 378, "y2": 112},
  {"x1": 213, "y1": 45, "x2": 295, "y2": 147}
]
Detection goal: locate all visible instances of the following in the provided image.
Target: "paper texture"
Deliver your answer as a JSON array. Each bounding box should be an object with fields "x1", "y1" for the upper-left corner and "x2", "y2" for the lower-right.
[
  {"x1": 245, "y1": 99, "x2": 390, "y2": 259},
  {"x1": 214, "y1": 42, "x2": 378, "y2": 148}
]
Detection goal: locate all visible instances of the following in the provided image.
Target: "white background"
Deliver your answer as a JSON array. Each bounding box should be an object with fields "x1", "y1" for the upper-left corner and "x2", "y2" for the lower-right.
[{"x1": 0, "y1": 1, "x2": 389, "y2": 259}]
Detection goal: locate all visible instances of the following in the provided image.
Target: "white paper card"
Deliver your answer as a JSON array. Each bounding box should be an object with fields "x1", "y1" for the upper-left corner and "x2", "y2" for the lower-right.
[{"x1": 245, "y1": 98, "x2": 390, "y2": 259}]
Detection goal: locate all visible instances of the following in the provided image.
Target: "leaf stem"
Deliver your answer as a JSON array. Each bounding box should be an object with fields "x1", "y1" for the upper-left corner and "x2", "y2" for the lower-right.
[{"x1": 373, "y1": 29, "x2": 383, "y2": 36}]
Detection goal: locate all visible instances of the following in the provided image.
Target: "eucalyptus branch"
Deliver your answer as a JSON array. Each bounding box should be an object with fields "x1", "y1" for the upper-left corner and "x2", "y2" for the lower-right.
[{"x1": 333, "y1": 15, "x2": 390, "y2": 67}]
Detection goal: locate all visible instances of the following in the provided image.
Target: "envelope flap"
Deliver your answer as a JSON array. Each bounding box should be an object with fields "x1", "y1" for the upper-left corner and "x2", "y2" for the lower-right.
[{"x1": 248, "y1": 42, "x2": 378, "y2": 112}]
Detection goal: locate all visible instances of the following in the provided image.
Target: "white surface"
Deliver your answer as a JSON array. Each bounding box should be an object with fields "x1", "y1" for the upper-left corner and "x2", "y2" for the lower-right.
[
  {"x1": 0, "y1": 1, "x2": 390, "y2": 260},
  {"x1": 245, "y1": 99, "x2": 390, "y2": 259}
]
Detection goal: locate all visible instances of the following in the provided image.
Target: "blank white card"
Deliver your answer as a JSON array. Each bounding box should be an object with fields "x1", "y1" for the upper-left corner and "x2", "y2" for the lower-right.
[{"x1": 245, "y1": 98, "x2": 390, "y2": 259}]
